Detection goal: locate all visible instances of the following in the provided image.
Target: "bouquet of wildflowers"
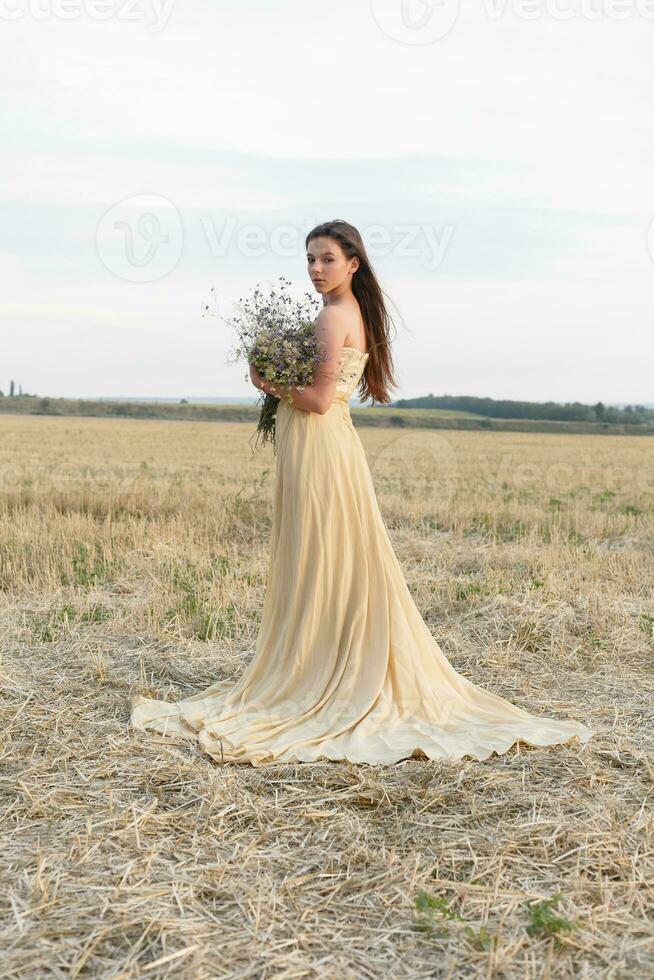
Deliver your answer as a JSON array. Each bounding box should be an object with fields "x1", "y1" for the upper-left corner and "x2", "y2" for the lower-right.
[{"x1": 205, "y1": 277, "x2": 324, "y2": 453}]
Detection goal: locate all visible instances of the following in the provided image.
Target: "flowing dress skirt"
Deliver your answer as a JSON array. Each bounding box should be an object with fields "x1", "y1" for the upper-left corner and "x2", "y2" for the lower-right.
[{"x1": 131, "y1": 393, "x2": 594, "y2": 766}]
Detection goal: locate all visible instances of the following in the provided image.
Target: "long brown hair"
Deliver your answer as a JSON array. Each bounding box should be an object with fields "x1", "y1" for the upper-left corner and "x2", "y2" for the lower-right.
[{"x1": 305, "y1": 219, "x2": 400, "y2": 405}]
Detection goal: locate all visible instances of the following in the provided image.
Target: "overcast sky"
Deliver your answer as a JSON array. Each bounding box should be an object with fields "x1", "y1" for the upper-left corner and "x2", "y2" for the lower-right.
[{"x1": 2, "y1": 0, "x2": 653, "y2": 403}]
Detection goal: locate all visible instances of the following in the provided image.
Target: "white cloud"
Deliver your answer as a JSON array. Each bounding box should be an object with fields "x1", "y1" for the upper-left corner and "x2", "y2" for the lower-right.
[{"x1": 1, "y1": 0, "x2": 653, "y2": 402}]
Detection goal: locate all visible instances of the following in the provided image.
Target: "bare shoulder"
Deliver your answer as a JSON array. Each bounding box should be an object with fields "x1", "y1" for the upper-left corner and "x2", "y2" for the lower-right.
[
  {"x1": 314, "y1": 305, "x2": 349, "y2": 328},
  {"x1": 313, "y1": 306, "x2": 349, "y2": 349}
]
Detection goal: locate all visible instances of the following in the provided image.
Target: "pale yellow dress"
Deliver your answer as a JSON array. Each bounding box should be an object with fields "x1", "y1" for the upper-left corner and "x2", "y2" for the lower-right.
[{"x1": 130, "y1": 346, "x2": 594, "y2": 766}]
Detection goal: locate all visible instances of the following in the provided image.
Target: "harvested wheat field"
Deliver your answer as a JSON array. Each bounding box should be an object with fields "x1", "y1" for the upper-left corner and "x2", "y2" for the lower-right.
[{"x1": 1, "y1": 414, "x2": 653, "y2": 978}]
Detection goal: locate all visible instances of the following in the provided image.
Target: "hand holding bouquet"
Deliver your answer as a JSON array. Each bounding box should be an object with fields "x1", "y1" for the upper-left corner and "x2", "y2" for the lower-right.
[{"x1": 207, "y1": 277, "x2": 325, "y2": 453}]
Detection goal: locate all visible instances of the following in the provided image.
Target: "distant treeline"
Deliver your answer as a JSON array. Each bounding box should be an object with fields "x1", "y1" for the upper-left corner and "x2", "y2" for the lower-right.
[
  {"x1": 393, "y1": 394, "x2": 654, "y2": 424},
  {"x1": 2, "y1": 394, "x2": 654, "y2": 436},
  {"x1": 0, "y1": 395, "x2": 259, "y2": 424},
  {"x1": 0, "y1": 380, "x2": 25, "y2": 397}
]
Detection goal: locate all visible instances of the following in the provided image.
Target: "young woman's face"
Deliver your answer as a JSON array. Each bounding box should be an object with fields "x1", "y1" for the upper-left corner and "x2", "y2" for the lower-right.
[{"x1": 306, "y1": 236, "x2": 359, "y2": 294}]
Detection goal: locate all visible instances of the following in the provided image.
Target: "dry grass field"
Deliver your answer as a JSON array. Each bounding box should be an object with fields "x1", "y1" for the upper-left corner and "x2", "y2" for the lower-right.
[{"x1": 1, "y1": 414, "x2": 653, "y2": 978}]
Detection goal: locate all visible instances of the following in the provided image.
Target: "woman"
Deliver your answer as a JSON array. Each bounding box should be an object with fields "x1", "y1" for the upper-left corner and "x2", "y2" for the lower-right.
[{"x1": 131, "y1": 219, "x2": 594, "y2": 765}]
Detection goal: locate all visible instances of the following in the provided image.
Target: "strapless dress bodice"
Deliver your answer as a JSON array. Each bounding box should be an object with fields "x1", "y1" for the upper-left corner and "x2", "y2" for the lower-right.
[{"x1": 333, "y1": 346, "x2": 369, "y2": 405}]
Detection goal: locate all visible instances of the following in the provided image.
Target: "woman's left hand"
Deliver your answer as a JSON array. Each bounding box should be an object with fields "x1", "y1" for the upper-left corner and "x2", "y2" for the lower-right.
[{"x1": 249, "y1": 362, "x2": 265, "y2": 390}]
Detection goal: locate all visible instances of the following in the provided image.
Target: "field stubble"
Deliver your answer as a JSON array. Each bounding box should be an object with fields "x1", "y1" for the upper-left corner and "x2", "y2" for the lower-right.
[{"x1": 1, "y1": 415, "x2": 653, "y2": 978}]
